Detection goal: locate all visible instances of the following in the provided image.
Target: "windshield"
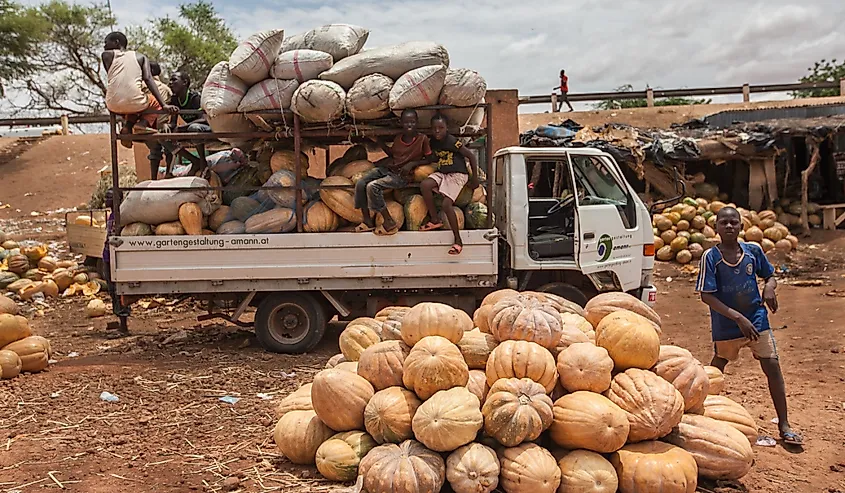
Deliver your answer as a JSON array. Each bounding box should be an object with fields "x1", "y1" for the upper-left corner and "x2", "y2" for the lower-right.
[{"x1": 569, "y1": 155, "x2": 628, "y2": 206}]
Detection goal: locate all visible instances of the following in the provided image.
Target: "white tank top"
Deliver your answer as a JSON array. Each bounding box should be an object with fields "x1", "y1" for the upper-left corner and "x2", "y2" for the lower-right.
[{"x1": 105, "y1": 50, "x2": 149, "y2": 114}]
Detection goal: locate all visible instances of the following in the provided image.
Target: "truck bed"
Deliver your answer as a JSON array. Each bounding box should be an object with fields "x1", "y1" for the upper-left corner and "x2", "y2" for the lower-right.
[{"x1": 112, "y1": 230, "x2": 499, "y2": 295}]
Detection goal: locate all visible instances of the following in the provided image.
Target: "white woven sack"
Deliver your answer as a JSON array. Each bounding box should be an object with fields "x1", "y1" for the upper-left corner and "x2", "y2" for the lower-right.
[
  {"x1": 119, "y1": 177, "x2": 220, "y2": 227},
  {"x1": 389, "y1": 65, "x2": 447, "y2": 110},
  {"x1": 272, "y1": 50, "x2": 334, "y2": 82},
  {"x1": 346, "y1": 74, "x2": 393, "y2": 120},
  {"x1": 229, "y1": 29, "x2": 285, "y2": 85},
  {"x1": 439, "y1": 68, "x2": 487, "y2": 106},
  {"x1": 201, "y1": 62, "x2": 248, "y2": 118},
  {"x1": 443, "y1": 99, "x2": 486, "y2": 128},
  {"x1": 280, "y1": 24, "x2": 368, "y2": 62},
  {"x1": 320, "y1": 41, "x2": 449, "y2": 89},
  {"x1": 291, "y1": 80, "x2": 346, "y2": 123},
  {"x1": 237, "y1": 79, "x2": 299, "y2": 112},
  {"x1": 208, "y1": 113, "x2": 258, "y2": 149}
]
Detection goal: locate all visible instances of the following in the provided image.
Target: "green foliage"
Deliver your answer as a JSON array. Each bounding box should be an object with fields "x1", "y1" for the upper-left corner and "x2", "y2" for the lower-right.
[
  {"x1": 0, "y1": 0, "x2": 49, "y2": 96},
  {"x1": 593, "y1": 84, "x2": 711, "y2": 110},
  {"x1": 794, "y1": 58, "x2": 843, "y2": 98}
]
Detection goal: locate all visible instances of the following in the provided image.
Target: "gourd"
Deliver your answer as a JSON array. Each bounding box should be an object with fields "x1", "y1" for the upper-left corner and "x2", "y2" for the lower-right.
[
  {"x1": 2, "y1": 335, "x2": 51, "y2": 372},
  {"x1": 611, "y1": 441, "x2": 698, "y2": 493},
  {"x1": 230, "y1": 196, "x2": 263, "y2": 222},
  {"x1": 40, "y1": 280, "x2": 59, "y2": 298},
  {"x1": 550, "y1": 323, "x2": 591, "y2": 358},
  {"x1": 675, "y1": 250, "x2": 693, "y2": 264},
  {"x1": 208, "y1": 206, "x2": 231, "y2": 231},
  {"x1": 481, "y1": 289, "x2": 519, "y2": 307},
  {"x1": 404, "y1": 195, "x2": 430, "y2": 231},
  {"x1": 0, "y1": 314, "x2": 32, "y2": 348},
  {"x1": 276, "y1": 383, "x2": 313, "y2": 417},
  {"x1": 310, "y1": 368, "x2": 374, "y2": 431},
  {"x1": 121, "y1": 223, "x2": 153, "y2": 236},
  {"x1": 244, "y1": 207, "x2": 295, "y2": 233},
  {"x1": 456, "y1": 329, "x2": 498, "y2": 369},
  {"x1": 595, "y1": 310, "x2": 660, "y2": 371},
  {"x1": 155, "y1": 221, "x2": 186, "y2": 235},
  {"x1": 550, "y1": 391, "x2": 629, "y2": 453},
  {"x1": 556, "y1": 342, "x2": 613, "y2": 393},
  {"x1": 604, "y1": 369, "x2": 685, "y2": 442},
  {"x1": 481, "y1": 377, "x2": 554, "y2": 446},
  {"x1": 51, "y1": 270, "x2": 73, "y2": 291},
  {"x1": 652, "y1": 345, "x2": 710, "y2": 411},
  {"x1": 270, "y1": 150, "x2": 310, "y2": 173},
  {"x1": 702, "y1": 395, "x2": 758, "y2": 444},
  {"x1": 446, "y1": 443, "x2": 500, "y2": 493},
  {"x1": 403, "y1": 336, "x2": 469, "y2": 400},
  {"x1": 440, "y1": 207, "x2": 465, "y2": 230},
  {"x1": 217, "y1": 220, "x2": 246, "y2": 235},
  {"x1": 335, "y1": 361, "x2": 359, "y2": 373},
  {"x1": 474, "y1": 305, "x2": 493, "y2": 333},
  {"x1": 7, "y1": 255, "x2": 30, "y2": 275},
  {"x1": 557, "y1": 450, "x2": 619, "y2": 493},
  {"x1": 466, "y1": 369, "x2": 490, "y2": 405},
  {"x1": 178, "y1": 202, "x2": 203, "y2": 235},
  {"x1": 0, "y1": 272, "x2": 20, "y2": 290},
  {"x1": 339, "y1": 319, "x2": 381, "y2": 361},
  {"x1": 412, "y1": 387, "x2": 483, "y2": 452},
  {"x1": 0, "y1": 295, "x2": 18, "y2": 316},
  {"x1": 0, "y1": 349, "x2": 22, "y2": 379},
  {"x1": 358, "y1": 440, "x2": 446, "y2": 493},
  {"x1": 488, "y1": 295, "x2": 563, "y2": 349},
  {"x1": 7, "y1": 278, "x2": 34, "y2": 293},
  {"x1": 499, "y1": 443, "x2": 561, "y2": 493},
  {"x1": 401, "y1": 302, "x2": 470, "y2": 346},
  {"x1": 303, "y1": 201, "x2": 341, "y2": 233},
  {"x1": 320, "y1": 176, "x2": 363, "y2": 223},
  {"x1": 315, "y1": 431, "x2": 377, "y2": 481},
  {"x1": 486, "y1": 340, "x2": 557, "y2": 393},
  {"x1": 364, "y1": 387, "x2": 421, "y2": 444},
  {"x1": 22, "y1": 244, "x2": 48, "y2": 262},
  {"x1": 562, "y1": 312, "x2": 594, "y2": 339},
  {"x1": 357, "y1": 340, "x2": 410, "y2": 390},
  {"x1": 664, "y1": 414, "x2": 754, "y2": 480},
  {"x1": 85, "y1": 299, "x2": 107, "y2": 318},
  {"x1": 332, "y1": 159, "x2": 373, "y2": 180},
  {"x1": 584, "y1": 292, "x2": 662, "y2": 333},
  {"x1": 273, "y1": 410, "x2": 333, "y2": 464},
  {"x1": 37, "y1": 257, "x2": 58, "y2": 272},
  {"x1": 704, "y1": 365, "x2": 725, "y2": 394}
]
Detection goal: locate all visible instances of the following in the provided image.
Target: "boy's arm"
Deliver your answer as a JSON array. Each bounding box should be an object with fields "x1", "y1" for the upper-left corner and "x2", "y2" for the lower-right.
[
  {"x1": 458, "y1": 145, "x2": 479, "y2": 188},
  {"x1": 400, "y1": 137, "x2": 434, "y2": 175},
  {"x1": 700, "y1": 293, "x2": 759, "y2": 341},
  {"x1": 763, "y1": 276, "x2": 778, "y2": 313},
  {"x1": 137, "y1": 54, "x2": 176, "y2": 113},
  {"x1": 102, "y1": 52, "x2": 113, "y2": 72}
]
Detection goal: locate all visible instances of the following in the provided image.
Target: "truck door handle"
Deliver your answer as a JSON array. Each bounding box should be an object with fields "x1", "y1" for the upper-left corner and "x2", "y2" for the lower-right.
[{"x1": 584, "y1": 232, "x2": 595, "y2": 240}]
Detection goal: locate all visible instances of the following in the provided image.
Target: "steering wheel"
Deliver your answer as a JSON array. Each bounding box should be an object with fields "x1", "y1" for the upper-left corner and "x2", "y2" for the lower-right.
[{"x1": 546, "y1": 195, "x2": 575, "y2": 216}]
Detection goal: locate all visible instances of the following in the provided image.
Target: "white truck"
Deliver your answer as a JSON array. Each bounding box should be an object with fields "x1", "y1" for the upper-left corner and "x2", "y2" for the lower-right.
[{"x1": 110, "y1": 143, "x2": 658, "y2": 353}]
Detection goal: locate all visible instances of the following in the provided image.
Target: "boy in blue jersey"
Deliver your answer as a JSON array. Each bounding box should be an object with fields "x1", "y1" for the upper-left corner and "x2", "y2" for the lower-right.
[{"x1": 696, "y1": 206, "x2": 803, "y2": 446}]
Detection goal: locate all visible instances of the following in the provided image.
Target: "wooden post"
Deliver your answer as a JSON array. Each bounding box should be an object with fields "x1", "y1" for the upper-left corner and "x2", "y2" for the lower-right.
[
  {"x1": 840, "y1": 77, "x2": 845, "y2": 96},
  {"x1": 742, "y1": 84, "x2": 750, "y2": 102},
  {"x1": 800, "y1": 137, "x2": 821, "y2": 237},
  {"x1": 551, "y1": 93, "x2": 558, "y2": 113},
  {"x1": 646, "y1": 88, "x2": 654, "y2": 107},
  {"x1": 60, "y1": 114, "x2": 69, "y2": 135}
]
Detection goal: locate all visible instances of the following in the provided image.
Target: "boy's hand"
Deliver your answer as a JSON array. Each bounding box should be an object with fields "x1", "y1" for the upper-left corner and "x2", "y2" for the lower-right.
[
  {"x1": 163, "y1": 104, "x2": 179, "y2": 115},
  {"x1": 734, "y1": 314, "x2": 759, "y2": 341},
  {"x1": 468, "y1": 177, "x2": 480, "y2": 190},
  {"x1": 763, "y1": 285, "x2": 778, "y2": 313}
]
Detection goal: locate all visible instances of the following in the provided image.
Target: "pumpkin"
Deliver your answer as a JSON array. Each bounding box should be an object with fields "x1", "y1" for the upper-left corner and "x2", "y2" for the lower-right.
[
  {"x1": 481, "y1": 289, "x2": 520, "y2": 306},
  {"x1": 155, "y1": 221, "x2": 186, "y2": 235},
  {"x1": 244, "y1": 207, "x2": 295, "y2": 233},
  {"x1": 2, "y1": 335, "x2": 50, "y2": 372},
  {"x1": 208, "y1": 206, "x2": 231, "y2": 231},
  {"x1": 488, "y1": 295, "x2": 563, "y2": 350},
  {"x1": 217, "y1": 220, "x2": 246, "y2": 234},
  {"x1": 24, "y1": 269, "x2": 45, "y2": 281},
  {"x1": 466, "y1": 369, "x2": 490, "y2": 405},
  {"x1": 522, "y1": 291, "x2": 584, "y2": 317},
  {"x1": 270, "y1": 150, "x2": 310, "y2": 173},
  {"x1": 704, "y1": 366, "x2": 725, "y2": 395},
  {"x1": 786, "y1": 234, "x2": 799, "y2": 249},
  {"x1": 339, "y1": 319, "x2": 381, "y2": 361},
  {"x1": 0, "y1": 295, "x2": 18, "y2": 316},
  {"x1": 584, "y1": 292, "x2": 662, "y2": 334},
  {"x1": 365, "y1": 387, "x2": 422, "y2": 444},
  {"x1": 675, "y1": 219, "x2": 689, "y2": 231},
  {"x1": 656, "y1": 246, "x2": 674, "y2": 261},
  {"x1": 775, "y1": 239, "x2": 792, "y2": 253},
  {"x1": 315, "y1": 431, "x2": 377, "y2": 481},
  {"x1": 550, "y1": 323, "x2": 591, "y2": 357},
  {"x1": 611, "y1": 441, "x2": 698, "y2": 493},
  {"x1": 304, "y1": 201, "x2": 341, "y2": 232},
  {"x1": 85, "y1": 299, "x2": 107, "y2": 318},
  {"x1": 311, "y1": 368, "x2": 374, "y2": 431},
  {"x1": 0, "y1": 314, "x2": 31, "y2": 348},
  {"x1": 556, "y1": 342, "x2": 613, "y2": 393},
  {"x1": 276, "y1": 383, "x2": 313, "y2": 417},
  {"x1": 653, "y1": 236, "x2": 665, "y2": 250},
  {"x1": 325, "y1": 353, "x2": 346, "y2": 368},
  {"x1": 404, "y1": 195, "x2": 430, "y2": 231},
  {"x1": 412, "y1": 387, "x2": 483, "y2": 452},
  {"x1": 499, "y1": 443, "x2": 561, "y2": 493},
  {"x1": 335, "y1": 361, "x2": 359, "y2": 373},
  {"x1": 401, "y1": 302, "x2": 469, "y2": 346},
  {"x1": 273, "y1": 410, "x2": 333, "y2": 464},
  {"x1": 22, "y1": 244, "x2": 47, "y2": 262},
  {"x1": 403, "y1": 336, "x2": 469, "y2": 400},
  {"x1": 320, "y1": 176, "x2": 363, "y2": 223},
  {"x1": 663, "y1": 414, "x2": 753, "y2": 480},
  {"x1": 760, "y1": 238, "x2": 775, "y2": 253},
  {"x1": 50, "y1": 269, "x2": 72, "y2": 291},
  {"x1": 121, "y1": 222, "x2": 154, "y2": 236},
  {"x1": 357, "y1": 340, "x2": 411, "y2": 390},
  {"x1": 660, "y1": 230, "x2": 677, "y2": 246},
  {"x1": 40, "y1": 280, "x2": 59, "y2": 298},
  {"x1": 456, "y1": 329, "x2": 498, "y2": 369},
  {"x1": 0, "y1": 349, "x2": 22, "y2": 379},
  {"x1": 446, "y1": 443, "x2": 500, "y2": 493},
  {"x1": 653, "y1": 345, "x2": 710, "y2": 411},
  {"x1": 7, "y1": 278, "x2": 33, "y2": 293},
  {"x1": 55, "y1": 260, "x2": 76, "y2": 269},
  {"x1": 702, "y1": 395, "x2": 757, "y2": 444},
  {"x1": 7, "y1": 255, "x2": 30, "y2": 275},
  {"x1": 358, "y1": 440, "x2": 446, "y2": 493},
  {"x1": 474, "y1": 305, "x2": 493, "y2": 333},
  {"x1": 0, "y1": 272, "x2": 20, "y2": 290},
  {"x1": 562, "y1": 312, "x2": 594, "y2": 338},
  {"x1": 332, "y1": 159, "x2": 374, "y2": 180},
  {"x1": 486, "y1": 340, "x2": 557, "y2": 393},
  {"x1": 557, "y1": 450, "x2": 619, "y2": 493},
  {"x1": 675, "y1": 250, "x2": 692, "y2": 264},
  {"x1": 177, "y1": 202, "x2": 203, "y2": 235},
  {"x1": 653, "y1": 215, "x2": 672, "y2": 231},
  {"x1": 375, "y1": 306, "x2": 409, "y2": 322},
  {"x1": 604, "y1": 369, "x2": 684, "y2": 442},
  {"x1": 482, "y1": 377, "x2": 554, "y2": 446},
  {"x1": 550, "y1": 391, "x2": 629, "y2": 453},
  {"x1": 380, "y1": 311, "x2": 405, "y2": 341},
  {"x1": 744, "y1": 226, "x2": 764, "y2": 243},
  {"x1": 595, "y1": 310, "x2": 660, "y2": 371},
  {"x1": 36, "y1": 256, "x2": 58, "y2": 272},
  {"x1": 414, "y1": 164, "x2": 437, "y2": 182}
]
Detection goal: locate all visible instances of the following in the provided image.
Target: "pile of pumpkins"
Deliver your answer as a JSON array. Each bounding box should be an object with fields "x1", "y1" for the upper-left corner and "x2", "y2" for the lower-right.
[
  {"x1": 653, "y1": 197, "x2": 800, "y2": 264},
  {"x1": 120, "y1": 147, "x2": 489, "y2": 237},
  {"x1": 272, "y1": 289, "x2": 758, "y2": 493},
  {"x1": 0, "y1": 297, "x2": 53, "y2": 379}
]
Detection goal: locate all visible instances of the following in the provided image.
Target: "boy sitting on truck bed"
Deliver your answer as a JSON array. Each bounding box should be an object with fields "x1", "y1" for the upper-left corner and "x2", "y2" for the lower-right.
[
  {"x1": 355, "y1": 109, "x2": 434, "y2": 235},
  {"x1": 419, "y1": 114, "x2": 479, "y2": 255}
]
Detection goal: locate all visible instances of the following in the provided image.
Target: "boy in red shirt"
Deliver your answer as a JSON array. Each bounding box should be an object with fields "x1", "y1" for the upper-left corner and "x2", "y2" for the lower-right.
[{"x1": 554, "y1": 69, "x2": 574, "y2": 112}]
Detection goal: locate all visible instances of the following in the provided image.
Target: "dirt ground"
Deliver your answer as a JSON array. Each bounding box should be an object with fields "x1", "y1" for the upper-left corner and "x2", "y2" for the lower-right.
[{"x1": 1, "y1": 137, "x2": 845, "y2": 492}]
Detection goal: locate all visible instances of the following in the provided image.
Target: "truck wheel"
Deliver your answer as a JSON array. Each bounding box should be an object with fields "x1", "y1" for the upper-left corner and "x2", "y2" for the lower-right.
[
  {"x1": 538, "y1": 282, "x2": 589, "y2": 308},
  {"x1": 255, "y1": 293, "x2": 327, "y2": 354}
]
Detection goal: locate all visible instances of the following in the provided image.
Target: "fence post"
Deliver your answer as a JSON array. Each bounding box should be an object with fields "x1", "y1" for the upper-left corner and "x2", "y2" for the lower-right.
[
  {"x1": 646, "y1": 88, "x2": 654, "y2": 107},
  {"x1": 551, "y1": 93, "x2": 558, "y2": 113},
  {"x1": 742, "y1": 83, "x2": 750, "y2": 102},
  {"x1": 840, "y1": 77, "x2": 845, "y2": 96},
  {"x1": 60, "y1": 114, "x2": 69, "y2": 135}
]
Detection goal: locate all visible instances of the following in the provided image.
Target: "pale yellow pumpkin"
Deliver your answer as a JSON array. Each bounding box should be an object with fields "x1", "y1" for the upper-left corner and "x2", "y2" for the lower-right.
[
  {"x1": 446, "y1": 443, "x2": 500, "y2": 493},
  {"x1": 653, "y1": 345, "x2": 710, "y2": 411},
  {"x1": 499, "y1": 443, "x2": 561, "y2": 493},
  {"x1": 155, "y1": 221, "x2": 186, "y2": 235},
  {"x1": 335, "y1": 361, "x2": 359, "y2": 373},
  {"x1": 0, "y1": 295, "x2": 18, "y2": 316},
  {"x1": 412, "y1": 387, "x2": 483, "y2": 452},
  {"x1": 561, "y1": 312, "x2": 593, "y2": 337},
  {"x1": 481, "y1": 377, "x2": 554, "y2": 447},
  {"x1": 311, "y1": 368, "x2": 374, "y2": 431},
  {"x1": 523, "y1": 291, "x2": 585, "y2": 317},
  {"x1": 403, "y1": 336, "x2": 469, "y2": 400},
  {"x1": 359, "y1": 440, "x2": 446, "y2": 493},
  {"x1": 466, "y1": 369, "x2": 490, "y2": 405},
  {"x1": 364, "y1": 387, "x2": 421, "y2": 444},
  {"x1": 595, "y1": 310, "x2": 660, "y2": 371},
  {"x1": 584, "y1": 292, "x2": 662, "y2": 334},
  {"x1": 557, "y1": 450, "x2": 618, "y2": 493},
  {"x1": 551, "y1": 322, "x2": 591, "y2": 357},
  {"x1": 473, "y1": 304, "x2": 493, "y2": 333},
  {"x1": 556, "y1": 342, "x2": 613, "y2": 393},
  {"x1": 704, "y1": 366, "x2": 725, "y2": 395},
  {"x1": 276, "y1": 383, "x2": 313, "y2": 418},
  {"x1": 550, "y1": 391, "x2": 629, "y2": 453},
  {"x1": 604, "y1": 369, "x2": 685, "y2": 442},
  {"x1": 0, "y1": 349, "x2": 22, "y2": 379},
  {"x1": 401, "y1": 302, "x2": 470, "y2": 346},
  {"x1": 325, "y1": 353, "x2": 346, "y2": 368},
  {"x1": 2, "y1": 335, "x2": 50, "y2": 372},
  {"x1": 315, "y1": 431, "x2": 377, "y2": 481},
  {"x1": 611, "y1": 441, "x2": 698, "y2": 493},
  {"x1": 0, "y1": 314, "x2": 32, "y2": 348},
  {"x1": 488, "y1": 295, "x2": 563, "y2": 349},
  {"x1": 375, "y1": 306, "x2": 409, "y2": 323},
  {"x1": 208, "y1": 206, "x2": 231, "y2": 232},
  {"x1": 481, "y1": 289, "x2": 519, "y2": 306},
  {"x1": 37, "y1": 256, "x2": 58, "y2": 272},
  {"x1": 486, "y1": 340, "x2": 557, "y2": 393},
  {"x1": 339, "y1": 319, "x2": 381, "y2": 361},
  {"x1": 457, "y1": 329, "x2": 498, "y2": 369},
  {"x1": 273, "y1": 410, "x2": 333, "y2": 464},
  {"x1": 663, "y1": 414, "x2": 754, "y2": 480},
  {"x1": 357, "y1": 340, "x2": 410, "y2": 390},
  {"x1": 51, "y1": 269, "x2": 73, "y2": 291},
  {"x1": 702, "y1": 395, "x2": 758, "y2": 444}
]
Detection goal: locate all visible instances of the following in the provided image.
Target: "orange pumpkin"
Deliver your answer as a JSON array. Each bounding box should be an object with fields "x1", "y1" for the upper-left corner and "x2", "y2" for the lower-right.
[
  {"x1": 0, "y1": 314, "x2": 32, "y2": 348},
  {"x1": 663, "y1": 414, "x2": 753, "y2": 480},
  {"x1": 653, "y1": 345, "x2": 710, "y2": 412},
  {"x1": 488, "y1": 295, "x2": 563, "y2": 349},
  {"x1": 403, "y1": 336, "x2": 469, "y2": 400},
  {"x1": 595, "y1": 310, "x2": 660, "y2": 371},
  {"x1": 0, "y1": 349, "x2": 22, "y2": 379},
  {"x1": 273, "y1": 410, "x2": 333, "y2": 465},
  {"x1": 339, "y1": 318, "x2": 381, "y2": 361},
  {"x1": 704, "y1": 366, "x2": 725, "y2": 395},
  {"x1": 2, "y1": 335, "x2": 51, "y2": 372},
  {"x1": 611, "y1": 441, "x2": 698, "y2": 493},
  {"x1": 364, "y1": 387, "x2": 422, "y2": 444},
  {"x1": 446, "y1": 443, "x2": 500, "y2": 493},
  {"x1": 702, "y1": 395, "x2": 758, "y2": 444},
  {"x1": 604, "y1": 369, "x2": 685, "y2": 442},
  {"x1": 550, "y1": 391, "x2": 629, "y2": 453},
  {"x1": 466, "y1": 369, "x2": 490, "y2": 405},
  {"x1": 584, "y1": 292, "x2": 662, "y2": 333},
  {"x1": 412, "y1": 387, "x2": 483, "y2": 452},
  {"x1": 276, "y1": 383, "x2": 313, "y2": 418},
  {"x1": 311, "y1": 368, "x2": 374, "y2": 431},
  {"x1": 556, "y1": 342, "x2": 613, "y2": 393},
  {"x1": 486, "y1": 340, "x2": 557, "y2": 393},
  {"x1": 359, "y1": 440, "x2": 446, "y2": 493},
  {"x1": 178, "y1": 202, "x2": 203, "y2": 235},
  {"x1": 499, "y1": 443, "x2": 561, "y2": 493},
  {"x1": 481, "y1": 377, "x2": 553, "y2": 446},
  {"x1": 357, "y1": 340, "x2": 410, "y2": 391},
  {"x1": 456, "y1": 329, "x2": 498, "y2": 369},
  {"x1": 401, "y1": 302, "x2": 470, "y2": 346},
  {"x1": 557, "y1": 450, "x2": 619, "y2": 493}
]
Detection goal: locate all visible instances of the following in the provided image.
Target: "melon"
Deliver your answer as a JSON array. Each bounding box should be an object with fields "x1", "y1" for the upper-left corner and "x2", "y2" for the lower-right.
[
  {"x1": 464, "y1": 202, "x2": 488, "y2": 230},
  {"x1": 315, "y1": 431, "x2": 377, "y2": 482},
  {"x1": 403, "y1": 195, "x2": 430, "y2": 231}
]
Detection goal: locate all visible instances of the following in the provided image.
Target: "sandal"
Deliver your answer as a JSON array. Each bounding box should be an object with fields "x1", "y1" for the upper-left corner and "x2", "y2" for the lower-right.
[
  {"x1": 132, "y1": 125, "x2": 157, "y2": 135},
  {"x1": 420, "y1": 221, "x2": 443, "y2": 232},
  {"x1": 780, "y1": 431, "x2": 804, "y2": 446},
  {"x1": 354, "y1": 223, "x2": 376, "y2": 233},
  {"x1": 374, "y1": 225, "x2": 399, "y2": 236},
  {"x1": 448, "y1": 244, "x2": 463, "y2": 255}
]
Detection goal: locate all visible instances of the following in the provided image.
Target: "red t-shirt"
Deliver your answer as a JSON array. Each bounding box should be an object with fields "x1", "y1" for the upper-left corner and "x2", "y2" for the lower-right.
[{"x1": 560, "y1": 75, "x2": 569, "y2": 93}]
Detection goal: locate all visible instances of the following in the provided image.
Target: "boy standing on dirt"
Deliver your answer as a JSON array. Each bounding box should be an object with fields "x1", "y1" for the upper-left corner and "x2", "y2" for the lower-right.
[
  {"x1": 102, "y1": 189, "x2": 130, "y2": 338},
  {"x1": 696, "y1": 206, "x2": 803, "y2": 446},
  {"x1": 354, "y1": 109, "x2": 434, "y2": 235},
  {"x1": 419, "y1": 114, "x2": 479, "y2": 255}
]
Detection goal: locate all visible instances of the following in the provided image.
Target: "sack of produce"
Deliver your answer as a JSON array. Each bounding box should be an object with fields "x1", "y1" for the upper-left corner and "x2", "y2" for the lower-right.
[
  {"x1": 346, "y1": 74, "x2": 393, "y2": 120},
  {"x1": 201, "y1": 62, "x2": 248, "y2": 117},
  {"x1": 237, "y1": 79, "x2": 300, "y2": 112},
  {"x1": 281, "y1": 24, "x2": 368, "y2": 63},
  {"x1": 439, "y1": 68, "x2": 486, "y2": 106},
  {"x1": 291, "y1": 80, "x2": 346, "y2": 123},
  {"x1": 320, "y1": 41, "x2": 449, "y2": 89},
  {"x1": 119, "y1": 177, "x2": 220, "y2": 226},
  {"x1": 207, "y1": 113, "x2": 257, "y2": 149},
  {"x1": 229, "y1": 29, "x2": 285, "y2": 85},
  {"x1": 272, "y1": 50, "x2": 334, "y2": 83},
  {"x1": 389, "y1": 65, "x2": 447, "y2": 110}
]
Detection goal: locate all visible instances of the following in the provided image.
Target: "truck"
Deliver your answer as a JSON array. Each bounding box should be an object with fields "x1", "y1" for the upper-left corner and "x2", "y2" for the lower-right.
[{"x1": 107, "y1": 100, "x2": 660, "y2": 354}]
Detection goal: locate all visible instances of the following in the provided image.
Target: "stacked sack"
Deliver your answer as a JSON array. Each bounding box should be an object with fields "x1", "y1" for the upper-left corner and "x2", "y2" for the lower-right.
[{"x1": 272, "y1": 290, "x2": 757, "y2": 493}]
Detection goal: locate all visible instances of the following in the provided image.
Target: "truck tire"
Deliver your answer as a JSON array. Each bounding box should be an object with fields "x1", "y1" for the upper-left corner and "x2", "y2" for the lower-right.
[
  {"x1": 255, "y1": 292, "x2": 327, "y2": 354},
  {"x1": 537, "y1": 282, "x2": 589, "y2": 308}
]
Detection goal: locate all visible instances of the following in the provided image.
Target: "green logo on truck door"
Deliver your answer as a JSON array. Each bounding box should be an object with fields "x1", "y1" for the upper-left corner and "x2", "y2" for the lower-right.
[{"x1": 597, "y1": 234, "x2": 613, "y2": 262}]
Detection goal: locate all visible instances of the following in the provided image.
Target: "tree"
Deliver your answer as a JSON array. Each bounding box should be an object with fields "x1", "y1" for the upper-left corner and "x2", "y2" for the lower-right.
[
  {"x1": 593, "y1": 84, "x2": 710, "y2": 110},
  {"x1": 794, "y1": 59, "x2": 843, "y2": 98},
  {"x1": 0, "y1": 0, "x2": 48, "y2": 97}
]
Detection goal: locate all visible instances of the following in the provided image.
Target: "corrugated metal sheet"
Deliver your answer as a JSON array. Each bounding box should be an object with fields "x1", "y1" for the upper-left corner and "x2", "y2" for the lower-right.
[{"x1": 705, "y1": 103, "x2": 845, "y2": 128}]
